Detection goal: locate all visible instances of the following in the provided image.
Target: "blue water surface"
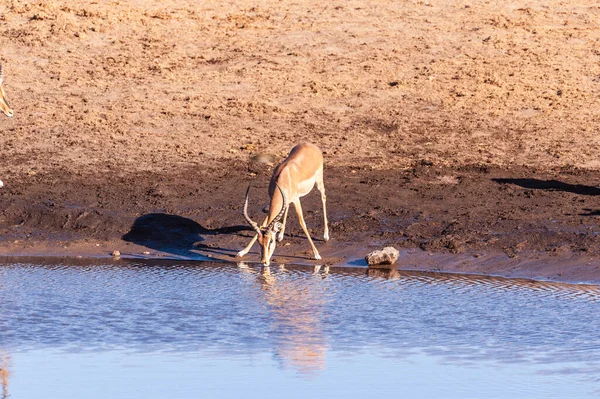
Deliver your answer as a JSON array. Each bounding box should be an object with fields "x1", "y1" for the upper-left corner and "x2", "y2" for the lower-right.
[{"x1": 0, "y1": 259, "x2": 599, "y2": 399}]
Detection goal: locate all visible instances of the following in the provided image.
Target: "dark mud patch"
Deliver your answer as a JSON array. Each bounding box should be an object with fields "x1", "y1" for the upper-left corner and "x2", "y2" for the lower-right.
[{"x1": 2, "y1": 161, "x2": 600, "y2": 283}]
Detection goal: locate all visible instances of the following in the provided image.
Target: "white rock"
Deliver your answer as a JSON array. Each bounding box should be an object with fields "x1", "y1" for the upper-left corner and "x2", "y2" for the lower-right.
[{"x1": 365, "y1": 247, "x2": 400, "y2": 267}]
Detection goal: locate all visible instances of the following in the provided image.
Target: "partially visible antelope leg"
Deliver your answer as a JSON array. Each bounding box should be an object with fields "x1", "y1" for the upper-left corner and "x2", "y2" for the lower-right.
[
  {"x1": 292, "y1": 200, "x2": 321, "y2": 260},
  {"x1": 276, "y1": 204, "x2": 289, "y2": 242},
  {"x1": 0, "y1": 64, "x2": 14, "y2": 118},
  {"x1": 237, "y1": 215, "x2": 268, "y2": 258},
  {"x1": 315, "y1": 169, "x2": 329, "y2": 242}
]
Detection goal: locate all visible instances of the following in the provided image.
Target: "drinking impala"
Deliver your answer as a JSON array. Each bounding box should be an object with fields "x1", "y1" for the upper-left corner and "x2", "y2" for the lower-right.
[{"x1": 238, "y1": 143, "x2": 329, "y2": 266}]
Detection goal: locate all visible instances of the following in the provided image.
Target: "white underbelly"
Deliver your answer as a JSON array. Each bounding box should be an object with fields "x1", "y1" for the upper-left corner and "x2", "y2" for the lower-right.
[{"x1": 296, "y1": 177, "x2": 316, "y2": 197}]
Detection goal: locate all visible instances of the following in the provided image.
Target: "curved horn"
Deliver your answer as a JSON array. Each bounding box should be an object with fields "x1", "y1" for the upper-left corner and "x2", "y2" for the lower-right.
[
  {"x1": 243, "y1": 185, "x2": 262, "y2": 235},
  {"x1": 267, "y1": 183, "x2": 286, "y2": 230}
]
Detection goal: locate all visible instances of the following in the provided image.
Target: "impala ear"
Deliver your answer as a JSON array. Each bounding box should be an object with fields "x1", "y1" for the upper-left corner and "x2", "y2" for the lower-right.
[{"x1": 272, "y1": 222, "x2": 283, "y2": 233}]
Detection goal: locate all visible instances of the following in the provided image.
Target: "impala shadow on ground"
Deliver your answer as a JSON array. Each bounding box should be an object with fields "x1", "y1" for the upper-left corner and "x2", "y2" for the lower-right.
[
  {"x1": 579, "y1": 209, "x2": 600, "y2": 217},
  {"x1": 122, "y1": 213, "x2": 249, "y2": 259},
  {"x1": 493, "y1": 178, "x2": 600, "y2": 196}
]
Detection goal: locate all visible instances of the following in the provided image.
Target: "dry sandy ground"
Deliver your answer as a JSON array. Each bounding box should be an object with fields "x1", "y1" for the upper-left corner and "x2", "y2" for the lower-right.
[{"x1": 2, "y1": 0, "x2": 600, "y2": 283}]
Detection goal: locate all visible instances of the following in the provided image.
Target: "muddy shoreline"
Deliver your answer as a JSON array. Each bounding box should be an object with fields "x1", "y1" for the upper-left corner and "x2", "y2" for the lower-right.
[{"x1": 2, "y1": 161, "x2": 600, "y2": 284}]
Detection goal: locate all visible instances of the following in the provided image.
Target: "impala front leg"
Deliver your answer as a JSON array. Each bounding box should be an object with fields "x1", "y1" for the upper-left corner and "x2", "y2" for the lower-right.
[
  {"x1": 236, "y1": 233, "x2": 259, "y2": 258},
  {"x1": 237, "y1": 215, "x2": 268, "y2": 258},
  {"x1": 292, "y1": 200, "x2": 321, "y2": 260}
]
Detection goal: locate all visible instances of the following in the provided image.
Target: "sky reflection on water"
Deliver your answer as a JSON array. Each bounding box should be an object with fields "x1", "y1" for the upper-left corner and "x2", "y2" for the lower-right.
[{"x1": 0, "y1": 259, "x2": 600, "y2": 398}]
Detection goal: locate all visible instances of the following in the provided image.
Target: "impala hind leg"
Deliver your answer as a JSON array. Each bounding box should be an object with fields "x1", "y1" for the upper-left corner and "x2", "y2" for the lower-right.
[
  {"x1": 236, "y1": 215, "x2": 268, "y2": 258},
  {"x1": 316, "y1": 169, "x2": 329, "y2": 242},
  {"x1": 293, "y1": 200, "x2": 321, "y2": 260}
]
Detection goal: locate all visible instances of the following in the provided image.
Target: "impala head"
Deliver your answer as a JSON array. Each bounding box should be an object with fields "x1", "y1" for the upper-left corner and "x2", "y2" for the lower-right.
[
  {"x1": 0, "y1": 65, "x2": 14, "y2": 118},
  {"x1": 243, "y1": 184, "x2": 286, "y2": 266}
]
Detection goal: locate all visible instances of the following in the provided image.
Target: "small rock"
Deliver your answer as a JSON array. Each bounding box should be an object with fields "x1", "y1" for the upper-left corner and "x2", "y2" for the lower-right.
[
  {"x1": 0, "y1": 180, "x2": 4, "y2": 188},
  {"x1": 240, "y1": 143, "x2": 256, "y2": 151},
  {"x1": 111, "y1": 250, "x2": 121, "y2": 258},
  {"x1": 251, "y1": 153, "x2": 274, "y2": 164},
  {"x1": 142, "y1": 251, "x2": 150, "y2": 255},
  {"x1": 365, "y1": 246, "x2": 400, "y2": 268}
]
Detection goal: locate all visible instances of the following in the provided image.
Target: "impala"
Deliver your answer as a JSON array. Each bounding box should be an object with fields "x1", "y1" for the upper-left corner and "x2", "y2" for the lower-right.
[
  {"x1": 237, "y1": 142, "x2": 329, "y2": 266},
  {"x1": 0, "y1": 65, "x2": 13, "y2": 118}
]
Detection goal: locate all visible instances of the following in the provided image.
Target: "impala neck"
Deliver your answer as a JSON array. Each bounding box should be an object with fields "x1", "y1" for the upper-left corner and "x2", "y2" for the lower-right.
[{"x1": 267, "y1": 183, "x2": 287, "y2": 225}]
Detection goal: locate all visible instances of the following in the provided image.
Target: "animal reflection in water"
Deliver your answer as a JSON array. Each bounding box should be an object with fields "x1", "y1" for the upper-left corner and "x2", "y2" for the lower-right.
[
  {"x1": 0, "y1": 352, "x2": 8, "y2": 399},
  {"x1": 238, "y1": 262, "x2": 329, "y2": 374}
]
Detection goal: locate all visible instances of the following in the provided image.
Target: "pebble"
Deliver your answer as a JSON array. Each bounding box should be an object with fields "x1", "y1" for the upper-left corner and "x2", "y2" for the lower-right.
[
  {"x1": 251, "y1": 153, "x2": 274, "y2": 163},
  {"x1": 112, "y1": 250, "x2": 121, "y2": 258}
]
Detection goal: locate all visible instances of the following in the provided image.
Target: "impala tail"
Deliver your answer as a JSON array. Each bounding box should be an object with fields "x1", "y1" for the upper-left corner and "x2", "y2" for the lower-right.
[{"x1": 0, "y1": 65, "x2": 14, "y2": 117}]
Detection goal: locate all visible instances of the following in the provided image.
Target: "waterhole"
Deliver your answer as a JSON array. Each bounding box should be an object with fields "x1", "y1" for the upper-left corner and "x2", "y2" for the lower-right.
[{"x1": 0, "y1": 258, "x2": 599, "y2": 398}]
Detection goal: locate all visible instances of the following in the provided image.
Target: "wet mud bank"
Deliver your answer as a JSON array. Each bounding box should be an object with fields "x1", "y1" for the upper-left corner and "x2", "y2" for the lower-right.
[{"x1": 2, "y1": 161, "x2": 600, "y2": 284}]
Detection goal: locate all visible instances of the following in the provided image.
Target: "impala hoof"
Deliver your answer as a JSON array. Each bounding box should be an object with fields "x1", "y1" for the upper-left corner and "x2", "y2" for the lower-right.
[
  {"x1": 323, "y1": 233, "x2": 330, "y2": 242},
  {"x1": 314, "y1": 253, "x2": 322, "y2": 260},
  {"x1": 277, "y1": 232, "x2": 284, "y2": 242},
  {"x1": 236, "y1": 251, "x2": 246, "y2": 258}
]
